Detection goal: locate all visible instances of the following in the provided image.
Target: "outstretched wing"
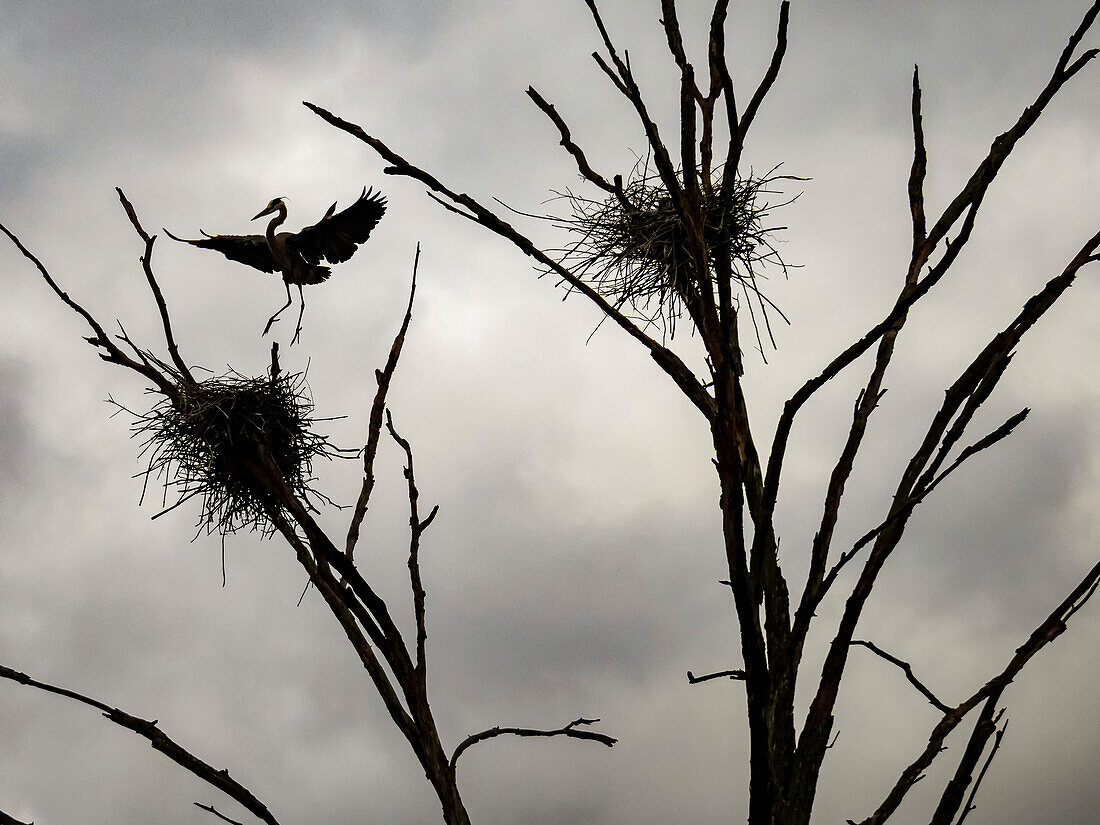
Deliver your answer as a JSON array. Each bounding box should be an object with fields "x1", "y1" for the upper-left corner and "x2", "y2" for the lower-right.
[
  {"x1": 164, "y1": 229, "x2": 279, "y2": 274},
  {"x1": 288, "y1": 187, "x2": 387, "y2": 266}
]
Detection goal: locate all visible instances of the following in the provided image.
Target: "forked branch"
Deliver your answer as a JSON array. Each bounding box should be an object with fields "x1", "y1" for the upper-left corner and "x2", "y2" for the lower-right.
[
  {"x1": 0, "y1": 207, "x2": 182, "y2": 401},
  {"x1": 851, "y1": 555, "x2": 1100, "y2": 825},
  {"x1": 804, "y1": 407, "x2": 1030, "y2": 619},
  {"x1": 764, "y1": 3, "x2": 1100, "y2": 512},
  {"x1": 386, "y1": 409, "x2": 436, "y2": 675},
  {"x1": 927, "y1": 702, "x2": 1005, "y2": 825},
  {"x1": 346, "y1": 245, "x2": 421, "y2": 559},
  {"x1": 954, "y1": 715, "x2": 1008, "y2": 825},
  {"x1": 582, "y1": 0, "x2": 682, "y2": 197}
]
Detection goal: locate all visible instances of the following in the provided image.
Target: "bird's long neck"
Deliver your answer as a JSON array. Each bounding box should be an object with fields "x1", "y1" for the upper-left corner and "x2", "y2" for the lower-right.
[{"x1": 265, "y1": 204, "x2": 288, "y2": 247}]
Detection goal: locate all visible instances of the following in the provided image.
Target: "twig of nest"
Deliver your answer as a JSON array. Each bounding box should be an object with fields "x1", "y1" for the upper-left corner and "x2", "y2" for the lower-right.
[
  {"x1": 120, "y1": 368, "x2": 346, "y2": 537},
  {"x1": 551, "y1": 162, "x2": 798, "y2": 343}
]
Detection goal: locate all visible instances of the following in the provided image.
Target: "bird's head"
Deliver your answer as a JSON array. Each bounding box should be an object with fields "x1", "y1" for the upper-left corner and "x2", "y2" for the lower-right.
[{"x1": 252, "y1": 197, "x2": 288, "y2": 221}]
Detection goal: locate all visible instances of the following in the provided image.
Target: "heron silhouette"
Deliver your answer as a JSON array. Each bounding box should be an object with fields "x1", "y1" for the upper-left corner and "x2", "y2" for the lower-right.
[{"x1": 166, "y1": 188, "x2": 386, "y2": 343}]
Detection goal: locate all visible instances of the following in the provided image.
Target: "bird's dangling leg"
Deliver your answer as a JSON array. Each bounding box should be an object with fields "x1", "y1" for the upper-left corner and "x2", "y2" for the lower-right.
[
  {"x1": 263, "y1": 281, "x2": 294, "y2": 337},
  {"x1": 291, "y1": 284, "x2": 307, "y2": 346}
]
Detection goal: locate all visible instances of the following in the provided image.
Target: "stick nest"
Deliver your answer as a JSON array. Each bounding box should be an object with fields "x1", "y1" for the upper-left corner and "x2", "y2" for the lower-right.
[
  {"x1": 553, "y1": 165, "x2": 796, "y2": 338},
  {"x1": 126, "y1": 369, "x2": 339, "y2": 537}
]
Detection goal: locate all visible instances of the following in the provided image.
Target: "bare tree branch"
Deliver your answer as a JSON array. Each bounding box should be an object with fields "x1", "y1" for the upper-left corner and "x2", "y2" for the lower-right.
[
  {"x1": 450, "y1": 718, "x2": 617, "y2": 769},
  {"x1": 807, "y1": 408, "x2": 1030, "y2": 618},
  {"x1": 795, "y1": 227, "x2": 1100, "y2": 807},
  {"x1": 908, "y1": 67, "x2": 928, "y2": 252},
  {"x1": 728, "y1": 1, "x2": 789, "y2": 176},
  {"x1": 0, "y1": 214, "x2": 179, "y2": 400},
  {"x1": 194, "y1": 802, "x2": 246, "y2": 825},
  {"x1": 793, "y1": 66, "x2": 935, "y2": 641},
  {"x1": 851, "y1": 554, "x2": 1100, "y2": 825},
  {"x1": 245, "y1": 451, "x2": 419, "y2": 687},
  {"x1": 687, "y1": 668, "x2": 747, "y2": 684},
  {"x1": 526, "y1": 87, "x2": 617, "y2": 193},
  {"x1": 269, "y1": 508, "x2": 420, "y2": 745},
  {"x1": 385, "y1": 410, "x2": 431, "y2": 675},
  {"x1": 659, "y1": 0, "x2": 699, "y2": 90},
  {"x1": 302, "y1": 101, "x2": 717, "y2": 422},
  {"x1": 346, "y1": 245, "x2": 420, "y2": 559},
  {"x1": 581, "y1": 0, "x2": 682, "y2": 198},
  {"x1": 763, "y1": 9, "x2": 1100, "y2": 514},
  {"x1": 0, "y1": 664, "x2": 281, "y2": 825},
  {"x1": 954, "y1": 716, "x2": 1008, "y2": 825},
  {"x1": 850, "y1": 641, "x2": 951, "y2": 714},
  {"x1": 115, "y1": 188, "x2": 193, "y2": 383},
  {"x1": 927, "y1": 703, "x2": 1005, "y2": 825}
]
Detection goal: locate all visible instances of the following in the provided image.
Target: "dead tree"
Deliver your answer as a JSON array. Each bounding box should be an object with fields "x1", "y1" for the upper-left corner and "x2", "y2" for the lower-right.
[
  {"x1": 303, "y1": 2, "x2": 1100, "y2": 823},
  {"x1": 0, "y1": 193, "x2": 614, "y2": 825}
]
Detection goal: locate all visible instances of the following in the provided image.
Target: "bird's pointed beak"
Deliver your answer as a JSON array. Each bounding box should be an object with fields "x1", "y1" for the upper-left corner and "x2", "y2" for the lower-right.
[{"x1": 252, "y1": 204, "x2": 277, "y2": 221}]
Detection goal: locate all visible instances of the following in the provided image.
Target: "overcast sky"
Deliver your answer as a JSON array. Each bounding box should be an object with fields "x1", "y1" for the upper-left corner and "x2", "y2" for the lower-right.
[{"x1": 1, "y1": 2, "x2": 1098, "y2": 824}]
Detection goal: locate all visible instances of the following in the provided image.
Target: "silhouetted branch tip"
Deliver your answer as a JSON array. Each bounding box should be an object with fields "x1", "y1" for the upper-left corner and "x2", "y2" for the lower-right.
[
  {"x1": 851, "y1": 640, "x2": 951, "y2": 713},
  {"x1": 687, "y1": 668, "x2": 747, "y2": 684},
  {"x1": 450, "y1": 717, "x2": 617, "y2": 768},
  {"x1": 527, "y1": 85, "x2": 617, "y2": 193},
  {"x1": 346, "y1": 247, "x2": 419, "y2": 559},
  {"x1": 194, "y1": 802, "x2": 245, "y2": 825}
]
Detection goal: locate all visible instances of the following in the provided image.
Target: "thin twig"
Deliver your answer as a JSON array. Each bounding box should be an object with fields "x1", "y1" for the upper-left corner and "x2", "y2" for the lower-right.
[
  {"x1": 687, "y1": 668, "x2": 747, "y2": 684},
  {"x1": 850, "y1": 641, "x2": 950, "y2": 713},
  {"x1": 527, "y1": 87, "x2": 616, "y2": 193},
  {"x1": 385, "y1": 410, "x2": 432, "y2": 676},
  {"x1": 194, "y1": 802, "x2": 246, "y2": 825},
  {"x1": 729, "y1": 1, "x2": 789, "y2": 174},
  {"x1": 450, "y1": 718, "x2": 617, "y2": 769}
]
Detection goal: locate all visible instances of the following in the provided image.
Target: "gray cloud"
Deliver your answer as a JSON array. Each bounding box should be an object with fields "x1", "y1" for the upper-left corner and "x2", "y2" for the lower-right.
[{"x1": 1, "y1": 2, "x2": 1098, "y2": 824}]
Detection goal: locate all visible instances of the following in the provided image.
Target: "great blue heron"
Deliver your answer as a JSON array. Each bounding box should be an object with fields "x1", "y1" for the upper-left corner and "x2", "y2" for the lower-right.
[{"x1": 166, "y1": 188, "x2": 387, "y2": 343}]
